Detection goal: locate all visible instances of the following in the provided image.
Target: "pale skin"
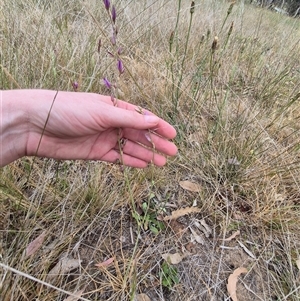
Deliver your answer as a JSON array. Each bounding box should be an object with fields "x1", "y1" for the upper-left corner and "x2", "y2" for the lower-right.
[{"x1": 0, "y1": 90, "x2": 177, "y2": 168}]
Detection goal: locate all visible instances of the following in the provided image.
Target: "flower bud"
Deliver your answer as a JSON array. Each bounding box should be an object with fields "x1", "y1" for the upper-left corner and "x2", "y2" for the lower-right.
[
  {"x1": 112, "y1": 5, "x2": 116, "y2": 24},
  {"x1": 97, "y1": 39, "x2": 101, "y2": 53},
  {"x1": 103, "y1": 0, "x2": 110, "y2": 10},
  {"x1": 117, "y1": 59, "x2": 124, "y2": 75},
  {"x1": 72, "y1": 81, "x2": 79, "y2": 91},
  {"x1": 103, "y1": 77, "x2": 112, "y2": 89}
]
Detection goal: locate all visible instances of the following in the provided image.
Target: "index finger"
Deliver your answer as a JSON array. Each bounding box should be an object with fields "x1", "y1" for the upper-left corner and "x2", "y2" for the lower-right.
[
  {"x1": 148, "y1": 116, "x2": 177, "y2": 140},
  {"x1": 111, "y1": 98, "x2": 177, "y2": 140}
]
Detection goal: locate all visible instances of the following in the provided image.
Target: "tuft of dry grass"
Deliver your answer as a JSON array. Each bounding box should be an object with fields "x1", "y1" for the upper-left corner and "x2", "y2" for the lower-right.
[{"x1": 1, "y1": 0, "x2": 300, "y2": 300}]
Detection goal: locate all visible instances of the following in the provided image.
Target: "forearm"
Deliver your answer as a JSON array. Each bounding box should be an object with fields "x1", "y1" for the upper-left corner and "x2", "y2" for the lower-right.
[{"x1": 0, "y1": 90, "x2": 30, "y2": 167}]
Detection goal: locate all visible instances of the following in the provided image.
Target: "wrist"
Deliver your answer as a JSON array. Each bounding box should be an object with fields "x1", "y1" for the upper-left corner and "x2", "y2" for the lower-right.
[{"x1": 1, "y1": 90, "x2": 31, "y2": 166}]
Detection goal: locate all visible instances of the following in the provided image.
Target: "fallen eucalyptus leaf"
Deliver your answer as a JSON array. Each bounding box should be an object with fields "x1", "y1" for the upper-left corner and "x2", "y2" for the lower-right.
[
  {"x1": 163, "y1": 207, "x2": 201, "y2": 221},
  {"x1": 227, "y1": 267, "x2": 248, "y2": 301},
  {"x1": 162, "y1": 253, "x2": 184, "y2": 265},
  {"x1": 95, "y1": 257, "x2": 114, "y2": 269},
  {"x1": 26, "y1": 231, "x2": 46, "y2": 258},
  {"x1": 179, "y1": 181, "x2": 201, "y2": 192},
  {"x1": 46, "y1": 257, "x2": 82, "y2": 283}
]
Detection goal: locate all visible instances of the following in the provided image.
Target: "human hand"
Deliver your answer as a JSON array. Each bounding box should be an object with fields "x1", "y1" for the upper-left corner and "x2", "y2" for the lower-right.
[{"x1": 1, "y1": 90, "x2": 177, "y2": 168}]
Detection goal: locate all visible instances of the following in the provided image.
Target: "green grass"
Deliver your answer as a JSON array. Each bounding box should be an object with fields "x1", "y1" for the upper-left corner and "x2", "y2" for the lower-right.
[{"x1": 1, "y1": 0, "x2": 300, "y2": 300}]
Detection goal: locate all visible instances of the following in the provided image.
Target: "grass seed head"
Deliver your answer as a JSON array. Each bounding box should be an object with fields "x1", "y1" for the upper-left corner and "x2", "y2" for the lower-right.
[
  {"x1": 190, "y1": 1, "x2": 195, "y2": 14},
  {"x1": 228, "y1": 21, "x2": 234, "y2": 36},
  {"x1": 227, "y1": 2, "x2": 235, "y2": 15},
  {"x1": 212, "y1": 36, "x2": 219, "y2": 52},
  {"x1": 169, "y1": 30, "x2": 175, "y2": 51},
  {"x1": 97, "y1": 38, "x2": 101, "y2": 53},
  {"x1": 207, "y1": 28, "x2": 211, "y2": 38}
]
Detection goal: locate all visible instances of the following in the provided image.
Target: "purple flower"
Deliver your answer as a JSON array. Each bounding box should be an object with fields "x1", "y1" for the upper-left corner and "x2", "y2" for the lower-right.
[
  {"x1": 103, "y1": 77, "x2": 112, "y2": 89},
  {"x1": 103, "y1": 0, "x2": 110, "y2": 10},
  {"x1": 72, "y1": 81, "x2": 79, "y2": 91},
  {"x1": 111, "y1": 5, "x2": 116, "y2": 24},
  {"x1": 117, "y1": 59, "x2": 124, "y2": 75}
]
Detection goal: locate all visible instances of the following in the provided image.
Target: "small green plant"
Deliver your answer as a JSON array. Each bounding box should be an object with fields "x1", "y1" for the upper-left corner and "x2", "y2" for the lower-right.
[
  {"x1": 132, "y1": 193, "x2": 166, "y2": 235},
  {"x1": 160, "y1": 261, "x2": 180, "y2": 289},
  {"x1": 141, "y1": 201, "x2": 166, "y2": 235}
]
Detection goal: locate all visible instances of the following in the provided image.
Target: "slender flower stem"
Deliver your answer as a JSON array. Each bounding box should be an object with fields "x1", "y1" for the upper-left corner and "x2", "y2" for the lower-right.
[
  {"x1": 169, "y1": 0, "x2": 182, "y2": 110},
  {"x1": 174, "y1": 1, "x2": 194, "y2": 111}
]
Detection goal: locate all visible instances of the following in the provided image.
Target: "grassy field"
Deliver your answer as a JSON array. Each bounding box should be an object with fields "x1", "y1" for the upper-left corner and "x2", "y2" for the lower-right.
[{"x1": 1, "y1": 0, "x2": 300, "y2": 300}]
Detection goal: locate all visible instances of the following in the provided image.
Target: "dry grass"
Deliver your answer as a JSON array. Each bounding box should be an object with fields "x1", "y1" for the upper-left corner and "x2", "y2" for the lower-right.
[{"x1": 1, "y1": 0, "x2": 300, "y2": 300}]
